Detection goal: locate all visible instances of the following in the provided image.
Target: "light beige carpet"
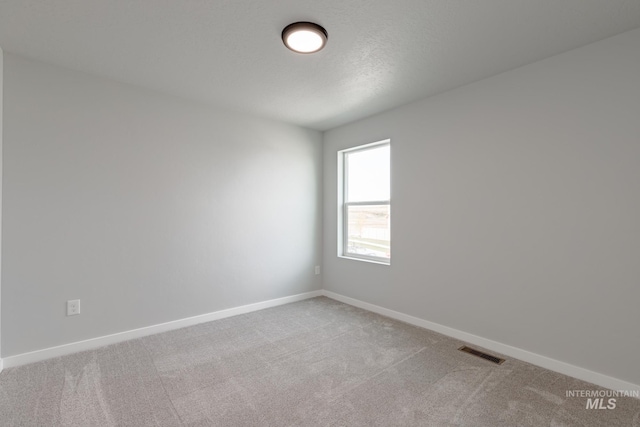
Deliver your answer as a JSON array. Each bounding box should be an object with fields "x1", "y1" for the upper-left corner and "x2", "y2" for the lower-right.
[{"x1": 0, "y1": 296, "x2": 638, "y2": 426}]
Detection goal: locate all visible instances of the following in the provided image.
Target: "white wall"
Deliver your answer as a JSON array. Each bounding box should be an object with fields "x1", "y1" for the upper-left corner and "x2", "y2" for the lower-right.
[
  {"x1": 2, "y1": 54, "x2": 322, "y2": 357},
  {"x1": 323, "y1": 28, "x2": 640, "y2": 386}
]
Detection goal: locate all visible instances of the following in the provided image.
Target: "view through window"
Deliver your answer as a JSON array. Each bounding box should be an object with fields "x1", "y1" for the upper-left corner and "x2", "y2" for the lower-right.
[{"x1": 341, "y1": 141, "x2": 390, "y2": 263}]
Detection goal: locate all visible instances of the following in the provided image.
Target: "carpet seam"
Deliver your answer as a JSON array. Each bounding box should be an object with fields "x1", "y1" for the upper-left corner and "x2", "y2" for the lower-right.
[
  {"x1": 171, "y1": 328, "x2": 355, "y2": 403},
  {"x1": 326, "y1": 346, "x2": 428, "y2": 404},
  {"x1": 141, "y1": 338, "x2": 186, "y2": 426}
]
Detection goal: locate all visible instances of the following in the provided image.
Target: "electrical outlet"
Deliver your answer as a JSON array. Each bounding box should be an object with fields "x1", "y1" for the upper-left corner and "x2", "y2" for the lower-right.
[
  {"x1": 67, "y1": 299, "x2": 81, "y2": 316},
  {"x1": 315, "y1": 265, "x2": 320, "y2": 275}
]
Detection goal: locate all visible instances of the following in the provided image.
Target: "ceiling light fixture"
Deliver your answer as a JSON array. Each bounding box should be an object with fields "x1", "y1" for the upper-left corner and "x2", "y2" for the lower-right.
[{"x1": 282, "y1": 22, "x2": 328, "y2": 54}]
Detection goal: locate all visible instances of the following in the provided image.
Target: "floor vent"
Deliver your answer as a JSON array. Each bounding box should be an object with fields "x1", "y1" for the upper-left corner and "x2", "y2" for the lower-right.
[{"x1": 458, "y1": 346, "x2": 505, "y2": 365}]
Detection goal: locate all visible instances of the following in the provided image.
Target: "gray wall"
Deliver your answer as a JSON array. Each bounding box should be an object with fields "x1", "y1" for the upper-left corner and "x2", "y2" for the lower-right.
[
  {"x1": 2, "y1": 54, "x2": 323, "y2": 357},
  {"x1": 0, "y1": 47, "x2": 3, "y2": 366},
  {"x1": 323, "y1": 28, "x2": 640, "y2": 385}
]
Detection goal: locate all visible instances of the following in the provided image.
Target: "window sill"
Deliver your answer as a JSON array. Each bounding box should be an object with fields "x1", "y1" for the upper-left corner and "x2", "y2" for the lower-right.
[{"x1": 338, "y1": 255, "x2": 391, "y2": 266}]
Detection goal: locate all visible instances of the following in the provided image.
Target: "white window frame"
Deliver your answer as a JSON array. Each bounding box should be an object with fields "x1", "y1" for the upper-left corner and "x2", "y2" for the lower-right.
[{"x1": 338, "y1": 139, "x2": 390, "y2": 265}]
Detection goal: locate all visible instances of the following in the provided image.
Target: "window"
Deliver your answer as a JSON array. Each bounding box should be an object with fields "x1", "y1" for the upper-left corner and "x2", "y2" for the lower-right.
[{"x1": 339, "y1": 140, "x2": 390, "y2": 264}]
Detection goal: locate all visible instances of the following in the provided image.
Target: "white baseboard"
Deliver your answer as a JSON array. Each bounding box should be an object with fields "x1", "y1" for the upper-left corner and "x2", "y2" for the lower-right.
[
  {"x1": 2, "y1": 290, "x2": 323, "y2": 369},
  {"x1": 322, "y1": 290, "x2": 640, "y2": 394},
  {"x1": 4, "y1": 288, "x2": 638, "y2": 394}
]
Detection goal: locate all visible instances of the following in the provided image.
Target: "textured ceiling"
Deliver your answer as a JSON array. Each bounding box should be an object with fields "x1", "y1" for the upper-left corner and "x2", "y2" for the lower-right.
[{"x1": 1, "y1": 1, "x2": 640, "y2": 130}]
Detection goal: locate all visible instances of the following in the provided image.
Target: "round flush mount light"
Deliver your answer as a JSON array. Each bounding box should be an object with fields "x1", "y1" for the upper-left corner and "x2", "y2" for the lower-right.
[{"x1": 282, "y1": 22, "x2": 328, "y2": 54}]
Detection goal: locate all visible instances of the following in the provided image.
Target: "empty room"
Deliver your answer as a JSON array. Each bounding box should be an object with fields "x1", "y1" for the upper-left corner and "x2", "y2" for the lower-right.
[{"x1": 0, "y1": 1, "x2": 639, "y2": 426}]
